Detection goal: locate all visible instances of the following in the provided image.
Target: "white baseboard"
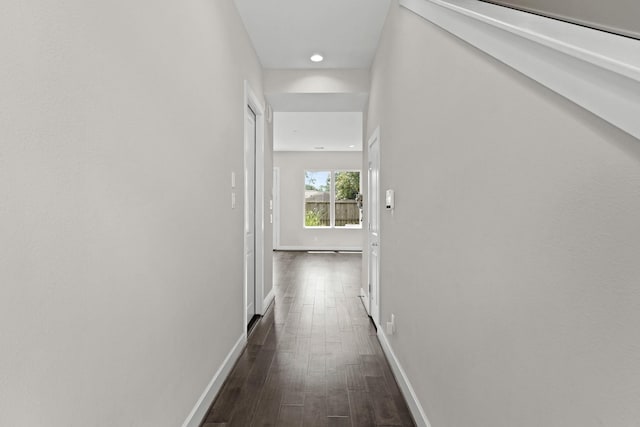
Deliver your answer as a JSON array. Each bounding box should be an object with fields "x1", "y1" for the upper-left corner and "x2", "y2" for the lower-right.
[
  {"x1": 377, "y1": 329, "x2": 432, "y2": 427},
  {"x1": 181, "y1": 334, "x2": 246, "y2": 427},
  {"x1": 275, "y1": 246, "x2": 363, "y2": 252},
  {"x1": 262, "y1": 288, "x2": 275, "y2": 315}
]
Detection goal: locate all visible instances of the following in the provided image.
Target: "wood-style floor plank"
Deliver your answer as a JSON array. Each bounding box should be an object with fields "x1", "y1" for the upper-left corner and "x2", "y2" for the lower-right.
[
  {"x1": 302, "y1": 393, "x2": 327, "y2": 426},
  {"x1": 250, "y1": 373, "x2": 285, "y2": 426},
  {"x1": 348, "y1": 390, "x2": 375, "y2": 426},
  {"x1": 327, "y1": 417, "x2": 351, "y2": 427},
  {"x1": 201, "y1": 251, "x2": 415, "y2": 427},
  {"x1": 276, "y1": 405, "x2": 304, "y2": 427},
  {"x1": 326, "y1": 391, "x2": 350, "y2": 418}
]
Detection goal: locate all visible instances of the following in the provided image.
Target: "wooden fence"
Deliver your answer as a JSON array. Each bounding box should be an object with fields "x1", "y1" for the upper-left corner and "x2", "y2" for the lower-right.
[{"x1": 305, "y1": 201, "x2": 361, "y2": 226}]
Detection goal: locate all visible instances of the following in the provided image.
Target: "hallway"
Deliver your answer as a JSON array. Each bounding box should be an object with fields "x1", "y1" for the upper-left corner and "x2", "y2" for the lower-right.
[{"x1": 201, "y1": 251, "x2": 415, "y2": 426}]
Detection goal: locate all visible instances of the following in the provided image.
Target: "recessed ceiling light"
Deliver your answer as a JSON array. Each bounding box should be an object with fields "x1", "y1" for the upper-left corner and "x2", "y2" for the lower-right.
[
  {"x1": 310, "y1": 53, "x2": 324, "y2": 63},
  {"x1": 348, "y1": 144, "x2": 356, "y2": 148}
]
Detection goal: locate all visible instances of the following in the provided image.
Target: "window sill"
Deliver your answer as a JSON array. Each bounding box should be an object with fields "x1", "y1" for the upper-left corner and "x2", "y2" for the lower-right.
[{"x1": 400, "y1": 0, "x2": 640, "y2": 141}]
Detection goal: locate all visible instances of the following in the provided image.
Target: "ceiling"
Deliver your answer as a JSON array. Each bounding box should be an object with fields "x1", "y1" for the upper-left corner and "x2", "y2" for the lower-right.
[
  {"x1": 234, "y1": 1, "x2": 384, "y2": 151},
  {"x1": 274, "y1": 112, "x2": 363, "y2": 151},
  {"x1": 233, "y1": 0, "x2": 391, "y2": 69}
]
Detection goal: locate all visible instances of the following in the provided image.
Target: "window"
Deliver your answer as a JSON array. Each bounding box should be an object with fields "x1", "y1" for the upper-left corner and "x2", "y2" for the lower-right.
[
  {"x1": 334, "y1": 171, "x2": 361, "y2": 228},
  {"x1": 304, "y1": 171, "x2": 331, "y2": 227},
  {"x1": 304, "y1": 170, "x2": 362, "y2": 228}
]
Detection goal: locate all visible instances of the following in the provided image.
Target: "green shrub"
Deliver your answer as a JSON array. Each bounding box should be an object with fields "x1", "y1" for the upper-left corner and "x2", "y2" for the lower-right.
[{"x1": 305, "y1": 208, "x2": 327, "y2": 226}]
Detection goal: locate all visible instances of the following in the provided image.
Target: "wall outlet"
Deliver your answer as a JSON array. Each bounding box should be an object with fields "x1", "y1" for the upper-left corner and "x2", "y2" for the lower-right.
[{"x1": 386, "y1": 313, "x2": 396, "y2": 335}]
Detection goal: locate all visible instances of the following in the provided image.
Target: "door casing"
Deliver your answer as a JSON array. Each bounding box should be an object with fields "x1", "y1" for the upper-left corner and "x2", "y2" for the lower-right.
[
  {"x1": 272, "y1": 167, "x2": 280, "y2": 250},
  {"x1": 367, "y1": 127, "x2": 381, "y2": 327},
  {"x1": 243, "y1": 81, "x2": 266, "y2": 335},
  {"x1": 245, "y1": 106, "x2": 257, "y2": 324}
]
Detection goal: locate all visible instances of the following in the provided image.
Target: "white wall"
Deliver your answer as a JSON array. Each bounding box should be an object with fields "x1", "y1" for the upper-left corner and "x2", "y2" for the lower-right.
[
  {"x1": 274, "y1": 151, "x2": 364, "y2": 250},
  {"x1": 264, "y1": 69, "x2": 370, "y2": 95},
  {"x1": 367, "y1": 2, "x2": 640, "y2": 426},
  {"x1": 264, "y1": 69, "x2": 370, "y2": 113},
  {"x1": 0, "y1": 1, "x2": 267, "y2": 426}
]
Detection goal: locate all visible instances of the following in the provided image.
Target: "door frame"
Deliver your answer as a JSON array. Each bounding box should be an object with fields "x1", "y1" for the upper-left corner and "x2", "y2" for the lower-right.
[
  {"x1": 243, "y1": 81, "x2": 265, "y2": 335},
  {"x1": 272, "y1": 167, "x2": 280, "y2": 249},
  {"x1": 367, "y1": 126, "x2": 381, "y2": 328}
]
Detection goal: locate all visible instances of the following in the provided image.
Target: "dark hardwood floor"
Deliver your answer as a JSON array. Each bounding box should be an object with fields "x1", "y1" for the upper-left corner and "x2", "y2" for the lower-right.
[{"x1": 201, "y1": 251, "x2": 415, "y2": 427}]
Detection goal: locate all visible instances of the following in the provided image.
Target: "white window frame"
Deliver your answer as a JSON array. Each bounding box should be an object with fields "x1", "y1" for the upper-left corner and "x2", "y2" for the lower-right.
[
  {"x1": 303, "y1": 169, "x2": 362, "y2": 229},
  {"x1": 400, "y1": 0, "x2": 640, "y2": 141}
]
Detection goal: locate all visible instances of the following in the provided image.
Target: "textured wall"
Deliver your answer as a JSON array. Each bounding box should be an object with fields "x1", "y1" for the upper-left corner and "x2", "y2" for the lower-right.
[
  {"x1": 0, "y1": 1, "x2": 264, "y2": 425},
  {"x1": 367, "y1": 2, "x2": 640, "y2": 426}
]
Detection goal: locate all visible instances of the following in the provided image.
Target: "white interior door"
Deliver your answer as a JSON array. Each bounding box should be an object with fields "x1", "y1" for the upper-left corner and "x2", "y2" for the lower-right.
[
  {"x1": 245, "y1": 106, "x2": 256, "y2": 324},
  {"x1": 368, "y1": 129, "x2": 380, "y2": 326}
]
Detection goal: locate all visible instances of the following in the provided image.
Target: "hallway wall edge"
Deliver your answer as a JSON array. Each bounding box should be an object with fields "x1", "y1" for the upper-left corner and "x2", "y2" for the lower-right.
[
  {"x1": 378, "y1": 329, "x2": 433, "y2": 427},
  {"x1": 181, "y1": 334, "x2": 247, "y2": 427}
]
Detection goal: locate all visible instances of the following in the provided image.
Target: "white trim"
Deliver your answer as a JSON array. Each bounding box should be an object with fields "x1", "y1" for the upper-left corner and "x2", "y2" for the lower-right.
[
  {"x1": 272, "y1": 167, "x2": 280, "y2": 250},
  {"x1": 266, "y1": 103, "x2": 273, "y2": 124},
  {"x1": 262, "y1": 288, "x2": 275, "y2": 315},
  {"x1": 367, "y1": 127, "x2": 381, "y2": 326},
  {"x1": 181, "y1": 334, "x2": 246, "y2": 427},
  {"x1": 275, "y1": 246, "x2": 363, "y2": 252},
  {"x1": 377, "y1": 329, "x2": 432, "y2": 427},
  {"x1": 243, "y1": 81, "x2": 266, "y2": 332},
  {"x1": 400, "y1": 0, "x2": 640, "y2": 141}
]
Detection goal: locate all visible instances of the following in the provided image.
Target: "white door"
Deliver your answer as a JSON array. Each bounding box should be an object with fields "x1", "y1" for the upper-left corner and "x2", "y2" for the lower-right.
[
  {"x1": 368, "y1": 129, "x2": 380, "y2": 326},
  {"x1": 245, "y1": 106, "x2": 257, "y2": 324}
]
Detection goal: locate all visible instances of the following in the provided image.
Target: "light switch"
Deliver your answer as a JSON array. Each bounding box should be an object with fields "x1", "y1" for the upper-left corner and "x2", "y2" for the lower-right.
[{"x1": 385, "y1": 189, "x2": 395, "y2": 210}]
